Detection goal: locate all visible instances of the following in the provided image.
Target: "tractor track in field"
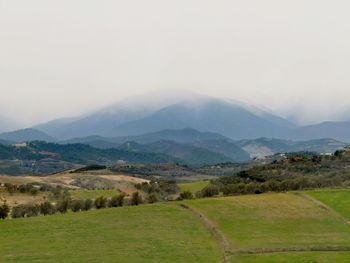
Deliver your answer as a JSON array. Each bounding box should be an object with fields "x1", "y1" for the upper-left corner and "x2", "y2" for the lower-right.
[
  {"x1": 179, "y1": 204, "x2": 231, "y2": 263},
  {"x1": 231, "y1": 246, "x2": 350, "y2": 255}
]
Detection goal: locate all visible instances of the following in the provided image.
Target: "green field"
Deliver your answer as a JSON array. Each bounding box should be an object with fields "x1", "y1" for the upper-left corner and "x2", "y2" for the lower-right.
[
  {"x1": 178, "y1": 181, "x2": 209, "y2": 193},
  {"x1": 308, "y1": 189, "x2": 350, "y2": 220},
  {"x1": 183, "y1": 193, "x2": 350, "y2": 250},
  {"x1": 2, "y1": 190, "x2": 350, "y2": 262},
  {"x1": 69, "y1": 189, "x2": 120, "y2": 200},
  {"x1": 0, "y1": 204, "x2": 221, "y2": 262}
]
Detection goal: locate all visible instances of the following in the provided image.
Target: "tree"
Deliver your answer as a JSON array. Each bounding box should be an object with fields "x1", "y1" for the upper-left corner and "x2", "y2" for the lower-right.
[
  {"x1": 11, "y1": 204, "x2": 27, "y2": 218},
  {"x1": 108, "y1": 194, "x2": 125, "y2": 207},
  {"x1": 179, "y1": 191, "x2": 193, "y2": 200},
  {"x1": 131, "y1": 192, "x2": 142, "y2": 206},
  {"x1": 94, "y1": 196, "x2": 107, "y2": 209},
  {"x1": 70, "y1": 200, "x2": 84, "y2": 212},
  {"x1": 83, "y1": 199, "x2": 93, "y2": 211},
  {"x1": 40, "y1": 201, "x2": 56, "y2": 216},
  {"x1": 0, "y1": 202, "x2": 10, "y2": 220},
  {"x1": 147, "y1": 194, "x2": 158, "y2": 203},
  {"x1": 56, "y1": 198, "x2": 70, "y2": 214}
]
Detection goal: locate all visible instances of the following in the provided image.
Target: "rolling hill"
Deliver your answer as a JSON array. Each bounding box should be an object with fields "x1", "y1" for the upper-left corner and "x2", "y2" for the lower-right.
[{"x1": 0, "y1": 128, "x2": 56, "y2": 143}]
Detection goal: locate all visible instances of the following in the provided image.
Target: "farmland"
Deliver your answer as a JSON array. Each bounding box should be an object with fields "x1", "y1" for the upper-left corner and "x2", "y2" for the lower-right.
[{"x1": 1, "y1": 189, "x2": 350, "y2": 262}]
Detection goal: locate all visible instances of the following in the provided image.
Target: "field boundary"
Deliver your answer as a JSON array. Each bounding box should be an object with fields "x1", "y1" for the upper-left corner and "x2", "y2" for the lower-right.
[
  {"x1": 232, "y1": 246, "x2": 350, "y2": 255},
  {"x1": 179, "y1": 204, "x2": 231, "y2": 263}
]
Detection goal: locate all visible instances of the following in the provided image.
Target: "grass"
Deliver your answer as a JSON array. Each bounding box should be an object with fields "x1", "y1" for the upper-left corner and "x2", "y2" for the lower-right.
[
  {"x1": 308, "y1": 189, "x2": 350, "y2": 220},
  {"x1": 69, "y1": 189, "x2": 120, "y2": 200},
  {"x1": 183, "y1": 193, "x2": 350, "y2": 250},
  {"x1": 0, "y1": 204, "x2": 221, "y2": 263},
  {"x1": 178, "y1": 181, "x2": 210, "y2": 193},
  {"x1": 230, "y1": 251, "x2": 350, "y2": 262}
]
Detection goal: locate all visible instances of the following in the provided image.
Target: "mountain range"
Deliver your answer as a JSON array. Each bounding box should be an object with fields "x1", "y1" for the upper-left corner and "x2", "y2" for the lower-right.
[{"x1": 0, "y1": 92, "x2": 350, "y2": 167}]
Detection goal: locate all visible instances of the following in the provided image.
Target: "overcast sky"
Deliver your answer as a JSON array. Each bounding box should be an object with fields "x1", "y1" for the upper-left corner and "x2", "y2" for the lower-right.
[{"x1": 1, "y1": 0, "x2": 350, "y2": 127}]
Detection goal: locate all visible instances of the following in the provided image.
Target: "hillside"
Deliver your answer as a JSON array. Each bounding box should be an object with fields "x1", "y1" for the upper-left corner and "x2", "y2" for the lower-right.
[
  {"x1": 292, "y1": 121, "x2": 350, "y2": 142},
  {"x1": 0, "y1": 128, "x2": 56, "y2": 143},
  {"x1": 237, "y1": 137, "x2": 348, "y2": 158},
  {"x1": 0, "y1": 142, "x2": 178, "y2": 175}
]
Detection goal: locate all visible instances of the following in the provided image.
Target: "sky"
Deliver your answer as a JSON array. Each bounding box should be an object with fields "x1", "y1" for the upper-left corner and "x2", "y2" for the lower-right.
[{"x1": 1, "y1": 0, "x2": 350, "y2": 127}]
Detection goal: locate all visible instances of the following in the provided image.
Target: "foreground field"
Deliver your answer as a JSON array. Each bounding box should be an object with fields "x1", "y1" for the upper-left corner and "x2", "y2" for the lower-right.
[
  {"x1": 2, "y1": 190, "x2": 350, "y2": 262},
  {"x1": 0, "y1": 204, "x2": 221, "y2": 263}
]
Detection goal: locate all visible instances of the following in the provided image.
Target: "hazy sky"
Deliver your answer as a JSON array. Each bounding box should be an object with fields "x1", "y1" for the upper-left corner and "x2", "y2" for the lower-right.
[{"x1": 1, "y1": 0, "x2": 350, "y2": 126}]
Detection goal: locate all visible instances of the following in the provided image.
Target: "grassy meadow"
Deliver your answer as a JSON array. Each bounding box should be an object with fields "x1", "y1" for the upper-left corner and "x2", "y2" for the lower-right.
[
  {"x1": 178, "y1": 181, "x2": 209, "y2": 193},
  {"x1": 0, "y1": 204, "x2": 221, "y2": 263},
  {"x1": 183, "y1": 193, "x2": 350, "y2": 250},
  {"x1": 308, "y1": 189, "x2": 350, "y2": 220},
  {"x1": 2, "y1": 189, "x2": 350, "y2": 262}
]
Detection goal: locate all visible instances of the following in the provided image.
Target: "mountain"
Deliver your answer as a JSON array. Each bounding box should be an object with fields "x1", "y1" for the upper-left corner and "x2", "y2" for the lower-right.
[
  {"x1": 237, "y1": 137, "x2": 348, "y2": 158},
  {"x1": 292, "y1": 121, "x2": 350, "y2": 142},
  {"x1": 118, "y1": 140, "x2": 233, "y2": 165},
  {"x1": 105, "y1": 99, "x2": 294, "y2": 140},
  {"x1": 63, "y1": 128, "x2": 227, "y2": 147},
  {"x1": 190, "y1": 139, "x2": 250, "y2": 162},
  {"x1": 35, "y1": 90, "x2": 198, "y2": 140},
  {"x1": 0, "y1": 128, "x2": 56, "y2": 143}
]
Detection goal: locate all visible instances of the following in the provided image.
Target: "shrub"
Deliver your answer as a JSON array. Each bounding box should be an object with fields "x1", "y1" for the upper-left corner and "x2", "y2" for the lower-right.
[
  {"x1": 108, "y1": 194, "x2": 125, "y2": 207},
  {"x1": 11, "y1": 205, "x2": 27, "y2": 218},
  {"x1": 94, "y1": 196, "x2": 107, "y2": 209},
  {"x1": 83, "y1": 199, "x2": 93, "y2": 211},
  {"x1": 40, "y1": 201, "x2": 56, "y2": 216},
  {"x1": 147, "y1": 194, "x2": 158, "y2": 203},
  {"x1": 56, "y1": 199, "x2": 70, "y2": 214},
  {"x1": 198, "y1": 185, "x2": 220, "y2": 198},
  {"x1": 179, "y1": 191, "x2": 194, "y2": 200},
  {"x1": 70, "y1": 200, "x2": 84, "y2": 212},
  {"x1": 131, "y1": 192, "x2": 142, "y2": 206},
  {"x1": 0, "y1": 202, "x2": 10, "y2": 219}
]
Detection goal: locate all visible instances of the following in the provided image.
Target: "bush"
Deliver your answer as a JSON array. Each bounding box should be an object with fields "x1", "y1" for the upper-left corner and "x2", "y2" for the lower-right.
[
  {"x1": 147, "y1": 194, "x2": 158, "y2": 203},
  {"x1": 56, "y1": 198, "x2": 70, "y2": 213},
  {"x1": 198, "y1": 185, "x2": 220, "y2": 198},
  {"x1": 11, "y1": 204, "x2": 27, "y2": 218},
  {"x1": 83, "y1": 199, "x2": 93, "y2": 211},
  {"x1": 108, "y1": 194, "x2": 125, "y2": 207},
  {"x1": 131, "y1": 192, "x2": 142, "y2": 206},
  {"x1": 94, "y1": 196, "x2": 107, "y2": 209},
  {"x1": 179, "y1": 191, "x2": 194, "y2": 200},
  {"x1": 40, "y1": 201, "x2": 56, "y2": 216},
  {"x1": 70, "y1": 200, "x2": 84, "y2": 212},
  {"x1": 0, "y1": 202, "x2": 10, "y2": 219}
]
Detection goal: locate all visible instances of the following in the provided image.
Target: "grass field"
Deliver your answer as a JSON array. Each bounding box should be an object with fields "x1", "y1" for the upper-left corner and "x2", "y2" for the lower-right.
[
  {"x1": 0, "y1": 204, "x2": 221, "y2": 263},
  {"x1": 183, "y1": 193, "x2": 350, "y2": 250},
  {"x1": 2, "y1": 190, "x2": 350, "y2": 262},
  {"x1": 308, "y1": 189, "x2": 350, "y2": 220},
  {"x1": 69, "y1": 189, "x2": 120, "y2": 200},
  {"x1": 178, "y1": 181, "x2": 209, "y2": 193}
]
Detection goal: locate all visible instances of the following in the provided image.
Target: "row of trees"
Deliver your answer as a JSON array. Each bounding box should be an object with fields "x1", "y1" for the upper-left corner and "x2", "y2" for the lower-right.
[{"x1": 0, "y1": 192, "x2": 145, "y2": 220}]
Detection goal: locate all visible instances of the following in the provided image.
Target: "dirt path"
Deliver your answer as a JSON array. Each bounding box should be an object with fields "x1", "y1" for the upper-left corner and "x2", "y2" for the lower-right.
[{"x1": 179, "y1": 204, "x2": 231, "y2": 263}]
